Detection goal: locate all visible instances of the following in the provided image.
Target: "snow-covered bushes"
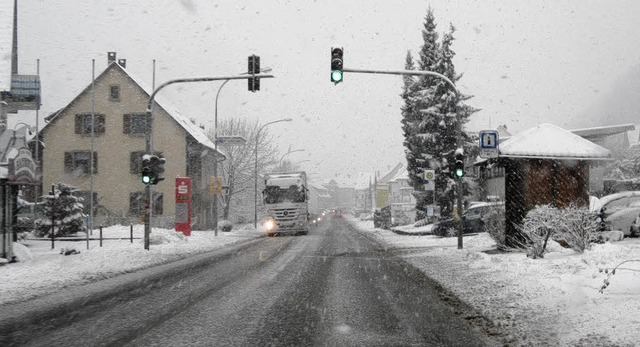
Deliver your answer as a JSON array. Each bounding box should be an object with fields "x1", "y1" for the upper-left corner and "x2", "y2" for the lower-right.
[
  {"x1": 219, "y1": 220, "x2": 233, "y2": 232},
  {"x1": 484, "y1": 208, "x2": 507, "y2": 250},
  {"x1": 521, "y1": 205, "x2": 600, "y2": 258}
]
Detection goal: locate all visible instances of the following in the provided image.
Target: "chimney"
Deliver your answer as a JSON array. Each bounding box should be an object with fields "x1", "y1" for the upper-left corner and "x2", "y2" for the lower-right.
[
  {"x1": 118, "y1": 59, "x2": 126, "y2": 68},
  {"x1": 108, "y1": 52, "x2": 116, "y2": 65}
]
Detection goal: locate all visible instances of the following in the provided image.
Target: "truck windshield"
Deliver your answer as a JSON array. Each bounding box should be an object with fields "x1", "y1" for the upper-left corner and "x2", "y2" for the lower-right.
[{"x1": 264, "y1": 185, "x2": 306, "y2": 204}]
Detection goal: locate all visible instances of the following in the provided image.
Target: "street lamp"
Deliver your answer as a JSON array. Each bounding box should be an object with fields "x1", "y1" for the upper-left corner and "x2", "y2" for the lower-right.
[
  {"x1": 254, "y1": 118, "x2": 293, "y2": 228},
  {"x1": 213, "y1": 67, "x2": 272, "y2": 235},
  {"x1": 279, "y1": 148, "x2": 305, "y2": 166}
]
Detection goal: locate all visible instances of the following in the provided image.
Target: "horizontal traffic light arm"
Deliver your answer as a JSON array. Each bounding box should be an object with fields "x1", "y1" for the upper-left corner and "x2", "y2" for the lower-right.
[
  {"x1": 146, "y1": 74, "x2": 275, "y2": 113},
  {"x1": 341, "y1": 68, "x2": 458, "y2": 96}
]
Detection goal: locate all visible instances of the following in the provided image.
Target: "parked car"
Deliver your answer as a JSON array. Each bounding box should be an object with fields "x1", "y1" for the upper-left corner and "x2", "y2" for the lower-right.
[
  {"x1": 433, "y1": 202, "x2": 505, "y2": 237},
  {"x1": 592, "y1": 191, "x2": 640, "y2": 237}
]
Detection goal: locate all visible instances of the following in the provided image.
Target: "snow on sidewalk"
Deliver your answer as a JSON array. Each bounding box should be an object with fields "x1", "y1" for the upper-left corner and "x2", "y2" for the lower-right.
[
  {"x1": 0, "y1": 224, "x2": 264, "y2": 306},
  {"x1": 348, "y1": 217, "x2": 640, "y2": 346}
]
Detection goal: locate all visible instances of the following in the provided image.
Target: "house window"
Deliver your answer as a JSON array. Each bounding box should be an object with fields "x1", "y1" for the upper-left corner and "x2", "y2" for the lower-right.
[
  {"x1": 110, "y1": 85, "x2": 120, "y2": 101},
  {"x1": 130, "y1": 151, "x2": 163, "y2": 174},
  {"x1": 75, "y1": 114, "x2": 105, "y2": 135},
  {"x1": 123, "y1": 113, "x2": 150, "y2": 135},
  {"x1": 64, "y1": 151, "x2": 97, "y2": 175},
  {"x1": 129, "y1": 191, "x2": 163, "y2": 215}
]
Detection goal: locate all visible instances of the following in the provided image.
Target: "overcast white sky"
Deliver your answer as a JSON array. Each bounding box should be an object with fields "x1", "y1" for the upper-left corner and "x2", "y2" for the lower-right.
[{"x1": 14, "y1": 0, "x2": 640, "y2": 184}]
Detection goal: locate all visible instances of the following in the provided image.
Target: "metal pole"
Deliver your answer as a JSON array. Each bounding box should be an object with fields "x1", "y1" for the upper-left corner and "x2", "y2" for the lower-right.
[
  {"x1": 50, "y1": 184, "x2": 55, "y2": 250},
  {"x1": 213, "y1": 79, "x2": 230, "y2": 236},
  {"x1": 145, "y1": 74, "x2": 275, "y2": 247},
  {"x1": 254, "y1": 118, "x2": 292, "y2": 228},
  {"x1": 89, "y1": 59, "x2": 95, "y2": 249},
  {"x1": 34, "y1": 59, "x2": 40, "y2": 232},
  {"x1": 343, "y1": 66, "x2": 464, "y2": 247},
  {"x1": 279, "y1": 149, "x2": 305, "y2": 166}
]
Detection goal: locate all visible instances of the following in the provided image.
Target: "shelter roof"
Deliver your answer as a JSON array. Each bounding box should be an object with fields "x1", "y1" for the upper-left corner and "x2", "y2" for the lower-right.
[{"x1": 499, "y1": 123, "x2": 610, "y2": 160}]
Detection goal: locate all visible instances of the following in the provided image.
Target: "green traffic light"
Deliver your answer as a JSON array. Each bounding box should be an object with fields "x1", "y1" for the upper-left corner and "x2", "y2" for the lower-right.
[
  {"x1": 331, "y1": 70, "x2": 343, "y2": 83},
  {"x1": 142, "y1": 175, "x2": 152, "y2": 184},
  {"x1": 455, "y1": 168, "x2": 464, "y2": 178}
]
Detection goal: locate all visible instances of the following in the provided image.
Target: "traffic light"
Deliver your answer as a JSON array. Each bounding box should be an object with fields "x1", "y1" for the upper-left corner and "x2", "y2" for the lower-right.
[
  {"x1": 331, "y1": 47, "x2": 343, "y2": 84},
  {"x1": 150, "y1": 155, "x2": 166, "y2": 184},
  {"x1": 141, "y1": 156, "x2": 152, "y2": 185},
  {"x1": 454, "y1": 151, "x2": 464, "y2": 178},
  {"x1": 141, "y1": 154, "x2": 165, "y2": 185},
  {"x1": 248, "y1": 55, "x2": 260, "y2": 92}
]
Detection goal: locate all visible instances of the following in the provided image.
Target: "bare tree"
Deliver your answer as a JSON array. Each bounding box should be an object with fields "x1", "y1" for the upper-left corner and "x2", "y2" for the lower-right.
[{"x1": 207, "y1": 118, "x2": 279, "y2": 222}]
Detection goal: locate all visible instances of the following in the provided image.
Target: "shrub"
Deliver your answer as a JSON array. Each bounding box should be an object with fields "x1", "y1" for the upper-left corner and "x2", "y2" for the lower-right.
[
  {"x1": 484, "y1": 208, "x2": 507, "y2": 250},
  {"x1": 219, "y1": 220, "x2": 233, "y2": 232},
  {"x1": 521, "y1": 205, "x2": 600, "y2": 258}
]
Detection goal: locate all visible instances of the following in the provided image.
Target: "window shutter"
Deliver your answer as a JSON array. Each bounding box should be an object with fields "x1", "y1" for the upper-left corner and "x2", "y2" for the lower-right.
[
  {"x1": 92, "y1": 152, "x2": 98, "y2": 174},
  {"x1": 123, "y1": 114, "x2": 131, "y2": 134},
  {"x1": 75, "y1": 115, "x2": 82, "y2": 134},
  {"x1": 64, "y1": 152, "x2": 73, "y2": 173},
  {"x1": 97, "y1": 115, "x2": 106, "y2": 134},
  {"x1": 130, "y1": 152, "x2": 139, "y2": 173}
]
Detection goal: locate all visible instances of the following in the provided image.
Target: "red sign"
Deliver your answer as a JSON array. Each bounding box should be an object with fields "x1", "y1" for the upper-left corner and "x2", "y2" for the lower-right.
[{"x1": 175, "y1": 177, "x2": 192, "y2": 236}]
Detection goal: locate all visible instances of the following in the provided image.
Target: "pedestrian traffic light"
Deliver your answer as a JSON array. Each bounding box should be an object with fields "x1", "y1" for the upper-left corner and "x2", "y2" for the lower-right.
[
  {"x1": 248, "y1": 55, "x2": 260, "y2": 92},
  {"x1": 454, "y1": 152, "x2": 464, "y2": 178},
  {"x1": 331, "y1": 47, "x2": 343, "y2": 84},
  {"x1": 141, "y1": 155, "x2": 152, "y2": 185}
]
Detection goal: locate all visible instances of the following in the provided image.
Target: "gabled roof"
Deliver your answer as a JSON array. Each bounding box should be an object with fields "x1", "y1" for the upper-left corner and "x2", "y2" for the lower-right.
[
  {"x1": 0, "y1": 1, "x2": 14, "y2": 91},
  {"x1": 43, "y1": 62, "x2": 222, "y2": 155},
  {"x1": 499, "y1": 123, "x2": 610, "y2": 160},
  {"x1": 309, "y1": 184, "x2": 331, "y2": 198},
  {"x1": 389, "y1": 167, "x2": 409, "y2": 183},
  {"x1": 378, "y1": 162, "x2": 404, "y2": 183}
]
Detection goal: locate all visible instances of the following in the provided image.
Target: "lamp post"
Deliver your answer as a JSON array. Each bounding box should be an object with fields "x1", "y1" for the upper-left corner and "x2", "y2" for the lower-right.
[
  {"x1": 254, "y1": 118, "x2": 292, "y2": 228},
  {"x1": 279, "y1": 148, "x2": 305, "y2": 167},
  {"x1": 213, "y1": 68, "x2": 271, "y2": 235}
]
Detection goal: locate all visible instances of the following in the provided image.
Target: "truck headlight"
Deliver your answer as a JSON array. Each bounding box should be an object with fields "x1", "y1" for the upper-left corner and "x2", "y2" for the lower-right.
[{"x1": 263, "y1": 217, "x2": 276, "y2": 231}]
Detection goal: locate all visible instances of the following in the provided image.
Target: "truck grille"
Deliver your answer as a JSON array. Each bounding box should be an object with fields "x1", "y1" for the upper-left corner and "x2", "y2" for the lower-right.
[{"x1": 272, "y1": 208, "x2": 300, "y2": 221}]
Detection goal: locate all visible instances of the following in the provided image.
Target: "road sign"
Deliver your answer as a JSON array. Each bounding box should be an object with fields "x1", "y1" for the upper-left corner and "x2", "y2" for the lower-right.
[
  {"x1": 423, "y1": 170, "x2": 435, "y2": 191},
  {"x1": 479, "y1": 130, "x2": 499, "y2": 159},
  {"x1": 216, "y1": 136, "x2": 247, "y2": 146},
  {"x1": 209, "y1": 176, "x2": 223, "y2": 194}
]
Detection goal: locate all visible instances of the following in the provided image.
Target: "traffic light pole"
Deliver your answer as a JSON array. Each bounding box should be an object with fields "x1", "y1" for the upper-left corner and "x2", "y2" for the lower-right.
[
  {"x1": 341, "y1": 67, "x2": 465, "y2": 249},
  {"x1": 144, "y1": 73, "x2": 274, "y2": 250}
]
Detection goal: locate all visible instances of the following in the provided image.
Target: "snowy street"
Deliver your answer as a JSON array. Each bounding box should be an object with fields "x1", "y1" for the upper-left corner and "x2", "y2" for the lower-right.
[
  {"x1": 1, "y1": 217, "x2": 498, "y2": 346},
  {"x1": 2, "y1": 215, "x2": 639, "y2": 345}
]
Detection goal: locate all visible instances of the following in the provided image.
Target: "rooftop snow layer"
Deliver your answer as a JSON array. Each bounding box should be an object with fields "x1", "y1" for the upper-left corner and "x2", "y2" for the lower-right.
[{"x1": 499, "y1": 123, "x2": 611, "y2": 160}]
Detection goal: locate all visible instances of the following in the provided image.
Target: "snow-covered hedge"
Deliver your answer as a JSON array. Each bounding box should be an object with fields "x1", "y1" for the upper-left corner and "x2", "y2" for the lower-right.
[{"x1": 521, "y1": 205, "x2": 600, "y2": 258}]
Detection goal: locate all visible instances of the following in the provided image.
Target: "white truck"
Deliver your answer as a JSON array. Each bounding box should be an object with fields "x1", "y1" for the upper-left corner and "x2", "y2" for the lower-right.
[{"x1": 262, "y1": 172, "x2": 309, "y2": 236}]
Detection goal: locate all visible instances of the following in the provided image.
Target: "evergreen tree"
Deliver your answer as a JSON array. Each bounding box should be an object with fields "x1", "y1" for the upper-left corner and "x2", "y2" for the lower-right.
[
  {"x1": 402, "y1": 11, "x2": 478, "y2": 220},
  {"x1": 35, "y1": 183, "x2": 87, "y2": 237}
]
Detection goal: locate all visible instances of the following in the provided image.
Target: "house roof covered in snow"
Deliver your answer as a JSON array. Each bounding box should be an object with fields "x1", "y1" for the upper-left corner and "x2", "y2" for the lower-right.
[
  {"x1": 389, "y1": 165, "x2": 409, "y2": 183},
  {"x1": 570, "y1": 123, "x2": 635, "y2": 140},
  {"x1": 309, "y1": 184, "x2": 331, "y2": 198},
  {"x1": 499, "y1": 123, "x2": 611, "y2": 160},
  {"x1": 378, "y1": 162, "x2": 404, "y2": 184},
  {"x1": 43, "y1": 62, "x2": 223, "y2": 155},
  {"x1": 0, "y1": 1, "x2": 14, "y2": 91}
]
